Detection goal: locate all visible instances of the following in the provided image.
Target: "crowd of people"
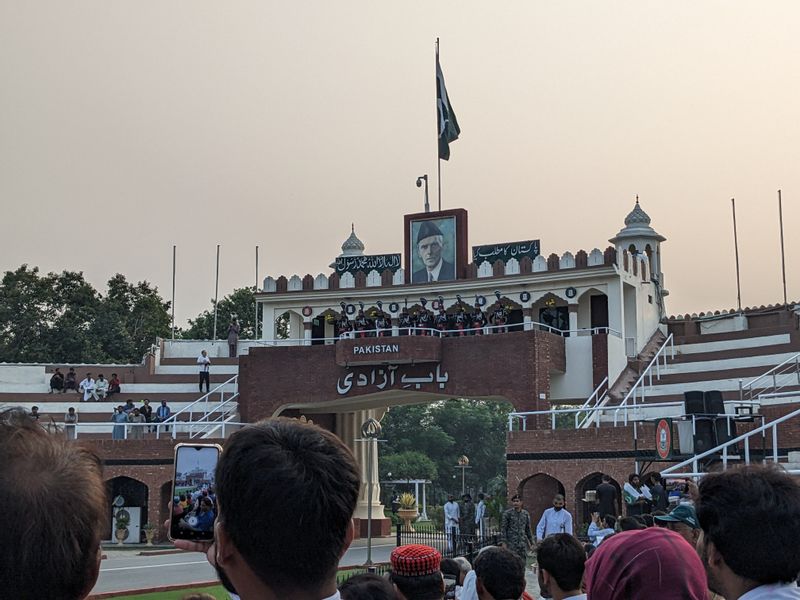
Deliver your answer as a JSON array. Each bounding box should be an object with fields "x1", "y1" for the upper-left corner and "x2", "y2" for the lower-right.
[
  {"x1": 49, "y1": 367, "x2": 122, "y2": 399},
  {"x1": 3, "y1": 408, "x2": 800, "y2": 600},
  {"x1": 172, "y1": 487, "x2": 217, "y2": 534}
]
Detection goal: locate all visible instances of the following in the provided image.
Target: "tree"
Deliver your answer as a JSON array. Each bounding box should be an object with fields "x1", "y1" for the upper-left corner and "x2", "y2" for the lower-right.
[
  {"x1": 183, "y1": 287, "x2": 289, "y2": 340},
  {"x1": 380, "y1": 451, "x2": 438, "y2": 482}
]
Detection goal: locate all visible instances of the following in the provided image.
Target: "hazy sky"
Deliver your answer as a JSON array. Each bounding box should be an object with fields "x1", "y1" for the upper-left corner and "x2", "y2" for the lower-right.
[{"x1": 2, "y1": 1, "x2": 799, "y2": 326}]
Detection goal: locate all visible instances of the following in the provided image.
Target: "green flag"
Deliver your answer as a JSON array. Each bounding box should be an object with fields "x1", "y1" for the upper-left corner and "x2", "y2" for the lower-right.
[{"x1": 437, "y1": 59, "x2": 460, "y2": 160}]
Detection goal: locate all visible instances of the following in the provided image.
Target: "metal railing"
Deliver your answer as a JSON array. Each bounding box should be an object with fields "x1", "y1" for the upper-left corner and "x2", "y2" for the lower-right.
[
  {"x1": 159, "y1": 375, "x2": 238, "y2": 427},
  {"x1": 250, "y1": 323, "x2": 622, "y2": 347},
  {"x1": 397, "y1": 523, "x2": 500, "y2": 561},
  {"x1": 740, "y1": 351, "x2": 800, "y2": 403},
  {"x1": 660, "y1": 403, "x2": 800, "y2": 479},
  {"x1": 613, "y1": 334, "x2": 674, "y2": 426},
  {"x1": 57, "y1": 420, "x2": 246, "y2": 440},
  {"x1": 575, "y1": 377, "x2": 609, "y2": 429}
]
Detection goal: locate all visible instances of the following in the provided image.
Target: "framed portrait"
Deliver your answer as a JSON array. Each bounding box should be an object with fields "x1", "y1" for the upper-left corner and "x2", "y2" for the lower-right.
[{"x1": 404, "y1": 208, "x2": 468, "y2": 284}]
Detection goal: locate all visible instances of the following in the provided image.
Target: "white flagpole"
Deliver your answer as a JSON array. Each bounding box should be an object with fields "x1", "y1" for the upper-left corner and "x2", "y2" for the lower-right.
[
  {"x1": 255, "y1": 245, "x2": 260, "y2": 339},
  {"x1": 212, "y1": 244, "x2": 220, "y2": 340},
  {"x1": 171, "y1": 245, "x2": 176, "y2": 340}
]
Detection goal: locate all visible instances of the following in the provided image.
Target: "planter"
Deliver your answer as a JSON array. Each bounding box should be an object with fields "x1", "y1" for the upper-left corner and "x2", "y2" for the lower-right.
[
  {"x1": 144, "y1": 529, "x2": 156, "y2": 546},
  {"x1": 397, "y1": 508, "x2": 417, "y2": 532},
  {"x1": 114, "y1": 527, "x2": 129, "y2": 545}
]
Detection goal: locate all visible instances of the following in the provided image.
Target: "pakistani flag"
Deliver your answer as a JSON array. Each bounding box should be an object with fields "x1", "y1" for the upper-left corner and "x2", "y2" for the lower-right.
[{"x1": 436, "y1": 59, "x2": 460, "y2": 160}]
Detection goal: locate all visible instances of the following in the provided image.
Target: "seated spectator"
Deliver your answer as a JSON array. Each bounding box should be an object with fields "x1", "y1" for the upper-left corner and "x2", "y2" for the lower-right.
[
  {"x1": 107, "y1": 373, "x2": 121, "y2": 397},
  {"x1": 49, "y1": 368, "x2": 65, "y2": 393},
  {"x1": 584, "y1": 528, "x2": 707, "y2": 600},
  {"x1": 64, "y1": 367, "x2": 78, "y2": 393},
  {"x1": 696, "y1": 464, "x2": 800, "y2": 599},
  {"x1": 95, "y1": 374, "x2": 109, "y2": 399},
  {"x1": 340, "y1": 572, "x2": 396, "y2": 600},
  {"x1": 537, "y1": 533, "x2": 587, "y2": 600},
  {"x1": 127, "y1": 408, "x2": 146, "y2": 440},
  {"x1": 473, "y1": 545, "x2": 526, "y2": 600},
  {"x1": 64, "y1": 407, "x2": 78, "y2": 440},
  {"x1": 79, "y1": 373, "x2": 98, "y2": 402},
  {"x1": 587, "y1": 513, "x2": 616, "y2": 546},
  {"x1": 653, "y1": 503, "x2": 700, "y2": 547},
  {"x1": 123, "y1": 399, "x2": 135, "y2": 414},
  {"x1": 154, "y1": 400, "x2": 171, "y2": 432},
  {"x1": 390, "y1": 544, "x2": 445, "y2": 600},
  {"x1": 0, "y1": 407, "x2": 106, "y2": 599},
  {"x1": 29, "y1": 406, "x2": 40, "y2": 421}
]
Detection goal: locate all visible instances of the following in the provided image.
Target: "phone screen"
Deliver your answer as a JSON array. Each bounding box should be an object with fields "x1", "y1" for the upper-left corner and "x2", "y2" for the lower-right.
[{"x1": 169, "y1": 443, "x2": 221, "y2": 542}]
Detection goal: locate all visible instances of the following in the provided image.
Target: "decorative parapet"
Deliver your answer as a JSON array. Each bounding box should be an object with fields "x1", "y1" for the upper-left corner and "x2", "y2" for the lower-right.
[{"x1": 258, "y1": 246, "x2": 618, "y2": 293}]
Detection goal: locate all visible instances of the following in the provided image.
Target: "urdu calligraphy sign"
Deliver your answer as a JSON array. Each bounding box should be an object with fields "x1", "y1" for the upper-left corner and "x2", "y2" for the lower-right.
[
  {"x1": 335, "y1": 254, "x2": 401, "y2": 275},
  {"x1": 472, "y1": 240, "x2": 540, "y2": 264},
  {"x1": 336, "y1": 364, "x2": 450, "y2": 396}
]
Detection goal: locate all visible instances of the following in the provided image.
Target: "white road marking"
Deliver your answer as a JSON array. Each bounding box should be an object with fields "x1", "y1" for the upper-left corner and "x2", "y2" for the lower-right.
[{"x1": 100, "y1": 560, "x2": 210, "y2": 572}]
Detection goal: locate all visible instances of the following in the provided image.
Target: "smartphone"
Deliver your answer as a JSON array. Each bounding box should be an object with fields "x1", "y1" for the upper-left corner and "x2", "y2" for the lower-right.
[{"x1": 169, "y1": 443, "x2": 223, "y2": 542}]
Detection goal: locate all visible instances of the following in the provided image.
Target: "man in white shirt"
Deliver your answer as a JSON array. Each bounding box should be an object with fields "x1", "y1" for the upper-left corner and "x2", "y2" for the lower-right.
[
  {"x1": 475, "y1": 492, "x2": 487, "y2": 538},
  {"x1": 537, "y1": 533, "x2": 587, "y2": 600},
  {"x1": 536, "y1": 494, "x2": 573, "y2": 540},
  {"x1": 79, "y1": 373, "x2": 98, "y2": 402},
  {"x1": 197, "y1": 350, "x2": 211, "y2": 394},
  {"x1": 696, "y1": 464, "x2": 800, "y2": 599},
  {"x1": 444, "y1": 494, "x2": 461, "y2": 552},
  {"x1": 94, "y1": 374, "x2": 109, "y2": 399}
]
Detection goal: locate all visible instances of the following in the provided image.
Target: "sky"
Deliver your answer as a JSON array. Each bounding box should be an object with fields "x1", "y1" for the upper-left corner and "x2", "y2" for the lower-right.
[{"x1": 2, "y1": 1, "x2": 799, "y2": 326}]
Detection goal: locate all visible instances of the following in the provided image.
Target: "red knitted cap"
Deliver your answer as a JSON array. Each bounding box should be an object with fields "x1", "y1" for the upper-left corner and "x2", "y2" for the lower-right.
[{"x1": 390, "y1": 544, "x2": 442, "y2": 577}]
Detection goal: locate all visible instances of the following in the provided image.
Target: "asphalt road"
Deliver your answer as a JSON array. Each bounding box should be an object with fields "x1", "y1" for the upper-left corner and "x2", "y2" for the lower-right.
[{"x1": 92, "y1": 540, "x2": 399, "y2": 595}]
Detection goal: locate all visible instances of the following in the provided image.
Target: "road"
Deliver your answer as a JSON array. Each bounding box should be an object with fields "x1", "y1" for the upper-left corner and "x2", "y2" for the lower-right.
[{"x1": 92, "y1": 540, "x2": 398, "y2": 595}]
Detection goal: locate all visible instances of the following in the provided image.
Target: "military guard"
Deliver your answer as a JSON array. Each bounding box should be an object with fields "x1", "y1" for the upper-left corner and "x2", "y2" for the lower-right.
[
  {"x1": 501, "y1": 494, "x2": 534, "y2": 565},
  {"x1": 375, "y1": 301, "x2": 391, "y2": 337},
  {"x1": 434, "y1": 296, "x2": 450, "y2": 336},
  {"x1": 336, "y1": 303, "x2": 352, "y2": 339},
  {"x1": 354, "y1": 302, "x2": 371, "y2": 338},
  {"x1": 398, "y1": 302, "x2": 413, "y2": 336},
  {"x1": 491, "y1": 291, "x2": 508, "y2": 334},
  {"x1": 417, "y1": 298, "x2": 433, "y2": 336},
  {"x1": 471, "y1": 296, "x2": 487, "y2": 335}
]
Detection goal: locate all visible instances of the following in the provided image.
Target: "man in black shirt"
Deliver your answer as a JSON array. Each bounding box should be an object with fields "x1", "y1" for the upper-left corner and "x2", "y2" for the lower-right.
[{"x1": 596, "y1": 474, "x2": 618, "y2": 517}]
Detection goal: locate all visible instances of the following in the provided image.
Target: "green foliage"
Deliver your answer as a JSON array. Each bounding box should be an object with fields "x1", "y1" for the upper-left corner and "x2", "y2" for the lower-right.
[
  {"x1": 0, "y1": 265, "x2": 171, "y2": 364},
  {"x1": 380, "y1": 398, "x2": 512, "y2": 502},
  {"x1": 183, "y1": 287, "x2": 289, "y2": 340},
  {"x1": 380, "y1": 451, "x2": 438, "y2": 482}
]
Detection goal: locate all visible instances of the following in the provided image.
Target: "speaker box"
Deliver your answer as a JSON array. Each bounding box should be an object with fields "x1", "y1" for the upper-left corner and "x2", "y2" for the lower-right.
[
  {"x1": 684, "y1": 390, "x2": 706, "y2": 415},
  {"x1": 693, "y1": 418, "x2": 717, "y2": 454},
  {"x1": 714, "y1": 418, "x2": 736, "y2": 446},
  {"x1": 704, "y1": 390, "x2": 725, "y2": 416}
]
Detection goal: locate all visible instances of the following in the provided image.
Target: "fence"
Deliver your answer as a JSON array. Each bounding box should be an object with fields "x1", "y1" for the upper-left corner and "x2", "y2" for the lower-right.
[
  {"x1": 396, "y1": 523, "x2": 501, "y2": 562},
  {"x1": 335, "y1": 562, "x2": 392, "y2": 585}
]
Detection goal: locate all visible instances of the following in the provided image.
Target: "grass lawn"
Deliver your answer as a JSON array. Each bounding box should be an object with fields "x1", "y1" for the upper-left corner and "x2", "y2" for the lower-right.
[{"x1": 103, "y1": 584, "x2": 229, "y2": 600}]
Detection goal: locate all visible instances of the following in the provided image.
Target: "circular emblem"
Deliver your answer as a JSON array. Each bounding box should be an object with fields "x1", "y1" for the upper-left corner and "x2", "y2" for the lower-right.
[
  {"x1": 345, "y1": 304, "x2": 356, "y2": 315},
  {"x1": 565, "y1": 286, "x2": 577, "y2": 299},
  {"x1": 656, "y1": 418, "x2": 672, "y2": 460},
  {"x1": 301, "y1": 306, "x2": 313, "y2": 317},
  {"x1": 388, "y1": 302, "x2": 400, "y2": 314},
  {"x1": 432, "y1": 300, "x2": 440, "y2": 310},
  {"x1": 475, "y1": 295, "x2": 486, "y2": 307},
  {"x1": 519, "y1": 291, "x2": 531, "y2": 303},
  {"x1": 186, "y1": 515, "x2": 199, "y2": 527}
]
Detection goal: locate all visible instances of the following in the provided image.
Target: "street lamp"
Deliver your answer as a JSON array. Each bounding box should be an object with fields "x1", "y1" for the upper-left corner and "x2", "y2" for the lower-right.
[
  {"x1": 360, "y1": 418, "x2": 382, "y2": 566},
  {"x1": 416, "y1": 175, "x2": 429, "y2": 213},
  {"x1": 455, "y1": 455, "x2": 471, "y2": 495}
]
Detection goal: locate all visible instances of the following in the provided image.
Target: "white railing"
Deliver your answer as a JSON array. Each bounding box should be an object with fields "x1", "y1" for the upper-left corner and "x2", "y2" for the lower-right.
[
  {"x1": 251, "y1": 323, "x2": 623, "y2": 348},
  {"x1": 574, "y1": 377, "x2": 609, "y2": 429},
  {"x1": 58, "y1": 420, "x2": 246, "y2": 440},
  {"x1": 159, "y1": 375, "x2": 238, "y2": 426},
  {"x1": 740, "y1": 351, "x2": 800, "y2": 403},
  {"x1": 613, "y1": 334, "x2": 674, "y2": 426},
  {"x1": 661, "y1": 403, "x2": 800, "y2": 479}
]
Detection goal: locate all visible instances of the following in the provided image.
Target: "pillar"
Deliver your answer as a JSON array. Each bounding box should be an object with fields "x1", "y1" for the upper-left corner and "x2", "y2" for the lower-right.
[
  {"x1": 523, "y1": 307, "x2": 533, "y2": 331},
  {"x1": 335, "y1": 408, "x2": 387, "y2": 521},
  {"x1": 569, "y1": 304, "x2": 578, "y2": 332},
  {"x1": 303, "y1": 320, "x2": 312, "y2": 347}
]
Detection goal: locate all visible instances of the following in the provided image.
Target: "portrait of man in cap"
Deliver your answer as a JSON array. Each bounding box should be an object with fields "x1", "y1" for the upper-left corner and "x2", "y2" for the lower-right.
[{"x1": 411, "y1": 217, "x2": 456, "y2": 283}]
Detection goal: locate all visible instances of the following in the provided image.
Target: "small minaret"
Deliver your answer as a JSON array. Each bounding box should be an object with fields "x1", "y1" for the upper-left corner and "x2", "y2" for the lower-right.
[
  {"x1": 609, "y1": 198, "x2": 668, "y2": 293},
  {"x1": 330, "y1": 224, "x2": 366, "y2": 269}
]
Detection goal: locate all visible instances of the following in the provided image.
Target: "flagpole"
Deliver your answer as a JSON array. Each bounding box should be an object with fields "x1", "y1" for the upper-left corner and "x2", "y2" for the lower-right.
[
  {"x1": 779, "y1": 189, "x2": 787, "y2": 305},
  {"x1": 255, "y1": 245, "x2": 260, "y2": 339},
  {"x1": 731, "y1": 198, "x2": 742, "y2": 312},
  {"x1": 171, "y1": 245, "x2": 176, "y2": 340},
  {"x1": 213, "y1": 244, "x2": 220, "y2": 340},
  {"x1": 436, "y1": 37, "x2": 442, "y2": 212}
]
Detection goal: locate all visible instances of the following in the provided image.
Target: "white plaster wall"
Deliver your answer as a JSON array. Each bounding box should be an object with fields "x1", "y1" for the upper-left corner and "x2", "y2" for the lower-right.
[
  {"x1": 0, "y1": 365, "x2": 49, "y2": 392},
  {"x1": 549, "y1": 336, "x2": 594, "y2": 401},
  {"x1": 260, "y1": 304, "x2": 276, "y2": 342},
  {"x1": 607, "y1": 334, "x2": 628, "y2": 385},
  {"x1": 699, "y1": 314, "x2": 747, "y2": 335},
  {"x1": 163, "y1": 340, "x2": 228, "y2": 358}
]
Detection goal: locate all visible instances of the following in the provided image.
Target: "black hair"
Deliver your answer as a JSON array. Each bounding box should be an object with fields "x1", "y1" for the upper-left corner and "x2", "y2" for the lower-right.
[
  {"x1": 628, "y1": 473, "x2": 639, "y2": 484},
  {"x1": 440, "y1": 558, "x2": 461, "y2": 579},
  {"x1": 216, "y1": 418, "x2": 360, "y2": 595},
  {"x1": 601, "y1": 473, "x2": 611, "y2": 482},
  {"x1": 640, "y1": 514, "x2": 655, "y2": 527},
  {"x1": 537, "y1": 534, "x2": 586, "y2": 593},
  {"x1": 389, "y1": 572, "x2": 444, "y2": 600},
  {"x1": 696, "y1": 464, "x2": 800, "y2": 584},
  {"x1": 474, "y1": 546, "x2": 525, "y2": 600},
  {"x1": 511, "y1": 494, "x2": 520, "y2": 501},
  {"x1": 619, "y1": 516, "x2": 645, "y2": 531},
  {"x1": 339, "y1": 573, "x2": 396, "y2": 600},
  {"x1": 603, "y1": 514, "x2": 616, "y2": 529}
]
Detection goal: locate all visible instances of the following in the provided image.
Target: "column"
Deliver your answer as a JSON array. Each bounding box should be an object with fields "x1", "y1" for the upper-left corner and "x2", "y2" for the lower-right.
[
  {"x1": 569, "y1": 304, "x2": 578, "y2": 332},
  {"x1": 523, "y1": 307, "x2": 533, "y2": 331},
  {"x1": 337, "y1": 409, "x2": 386, "y2": 521},
  {"x1": 303, "y1": 320, "x2": 312, "y2": 347},
  {"x1": 260, "y1": 304, "x2": 276, "y2": 342}
]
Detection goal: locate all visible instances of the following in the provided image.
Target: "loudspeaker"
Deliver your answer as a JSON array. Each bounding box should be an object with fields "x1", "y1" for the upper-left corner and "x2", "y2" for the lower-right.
[
  {"x1": 704, "y1": 390, "x2": 725, "y2": 416},
  {"x1": 684, "y1": 390, "x2": 706, "y2": 415},
  {"x1": 714, "y1": 418, "x2": 736, "y2": 446},
  {"x1": 693, "y1": 418, "x2": 716, "y2": 454}
]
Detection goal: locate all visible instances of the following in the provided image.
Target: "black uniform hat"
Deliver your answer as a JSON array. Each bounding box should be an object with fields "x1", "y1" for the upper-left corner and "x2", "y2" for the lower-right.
[{"x1": 416, "y1": 220, "x2": 443, "y2": 244}]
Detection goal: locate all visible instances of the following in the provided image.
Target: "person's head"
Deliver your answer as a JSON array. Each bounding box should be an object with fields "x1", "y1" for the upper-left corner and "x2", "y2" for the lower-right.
[
  {"x1": 69, "y1": 367, "x2": 75, "y2": 372},
  {"x1": 463, "y1": 493, "x2": 472, "y2": 503},
  {"x1": 132, "y1": 408, "x2": 140, "y2": 416},
  {"x1": 416, "y1": 221, "x2": 444, "y2": 270},
  {"x1": 68, "y1": 407, "x2": 75, "y2": 414},
  {"x1": 640, "y1": 513, "x2": 654, "y2": 527},
  {"x1": 111, "y1": 373, "x2": 117, "y2": 379},
  {"x1": 537, "y1": 534, "x2": 586, "y2": 598},
  {"x1": 339, "y1": 572, "x2": 396, "y2": 600},
  {"x1": 97, "y1": 374, "x2": 104, "y2": 379},
  {"x1": 201, "y1": 349, "x2": 207, "y2": 357},
  {"x1": 628, "y1": 473, "x2": 640, "y2": 487},
  {"x1": 0, "y1": 408, "x2": 106, "y2": 599},
  {"x1": 473, "y1": 546, "x2": 525, "y2": 600},
  {"x1": 143, "y1": 399, "x2": 150, "y2": 405},
  {"x1": 601, "y1": 473, "x2": 611, "y2": 483},
  {"x1": 199, "y1": 497, "x2": 213, "y2": 513},
  {"x1": 125, "y1": 399, "x2": 133, "y2": 406},
  {"x1": 447, "y1": 494, "x2": 455, "y2": 503},
  {"x1": 478, "y1": 492, "x2": 485, "y2": 501},
  {"x1": 214, "y1": 418, "x2": 360, "y2": 597},
  {"x1": 31, "y1": 406, "x2": 39, "y2": 413},
  {"x1": 653, "y1": 504, "x2": 700, "y2": 546},
  {"x1": 585, "y1": 528, "x2": 707, "y2": 600},
  {"x1": 602, "y1": 514, "x2": 616, "y2": 529},
  {"x1": 116, "y1": 405, "x2": 124, "y2": 413},
  {"x1": 618, "y1": 516, "x2": 645, "y2": 531},
  {"x1": 651, "y1": 472, "x2": 662, "y2": 485},
  {"x1": 552, "y1": 493, "x2": 565, "y2": 511},
  {"x1": 390, "y1": 544, "x2": 444, "y2": 600},
  {"x1": 695, "y1": 464, "x2": 800, "y2": 597},
  {"x1": 511, "y1": 494, "x2": 522, "y2": 510},
  {"x1": 55, "y1": 368, "x2": 61, "y2": 373},
  {"x1": 440, "y1": 557, "x2": 462, "y2": 586},
  {"x1": 161, "y1": 400, "x2": 167, "y2": 406},
  {"x1": 453, "y1": 557, "x2": 471, "y2": 585},
  {"x1": 85, "y1": 372, "x2": 91, "y2": 379}
]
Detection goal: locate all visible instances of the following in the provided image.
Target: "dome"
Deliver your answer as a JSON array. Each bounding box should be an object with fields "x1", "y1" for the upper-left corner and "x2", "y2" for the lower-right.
[
  {"x1": 340, "y1": 224, "x2": 365, "y2": 255},
  {"x1": 609, "y1": 198, "x2": 665, "y2": 245}
]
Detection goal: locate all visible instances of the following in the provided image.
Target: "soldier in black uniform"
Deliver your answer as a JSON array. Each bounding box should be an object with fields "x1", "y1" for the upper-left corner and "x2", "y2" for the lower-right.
[
  {"x1": 398, "y1": 306, "x2": 413, "y2": 336},
  {"x1": 471, "y1": 302, "x2": 486, "y2": 335},
  {"x1": 492, "y1": 302, "x2": 508, "y2": 334},
  {"x1": 454, "y1": 306, "x2": 468, "y2": 336},
  {"x1": 375, "y1": 304, "x2": 391, "y2": 337},
  {"x1": 336, "y1": 310, "x2": 352, "y2": 339},
  {"x1": 417, "y1": 301, "x2": 433, "y2": 336},
  {"x1": 355, "y1": 308, "x2": 370, "y2": 338},
  {"x1": 434, "y1": 306, "x2": 450, "y2": 337}
]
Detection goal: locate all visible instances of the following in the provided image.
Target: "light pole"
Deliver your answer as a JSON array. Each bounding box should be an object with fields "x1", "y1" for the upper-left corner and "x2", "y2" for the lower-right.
[
  {"x1": 416, "y1": 175, "x2": 429, "y2": 213},
  {"x1": 359, "y1": 418, "x2": 382, "y2": 566},
  {"x1": 455, "y1": 455, "x2": 471, "y2": 495}
]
